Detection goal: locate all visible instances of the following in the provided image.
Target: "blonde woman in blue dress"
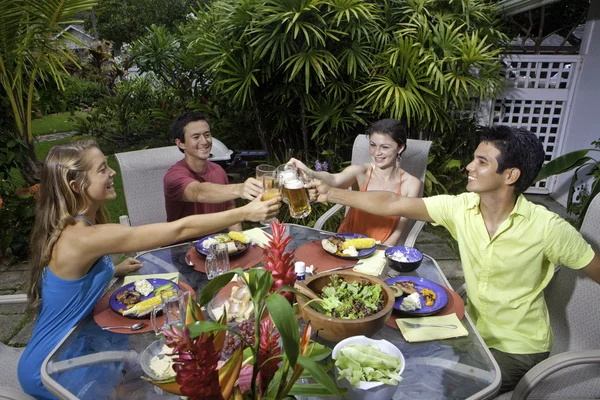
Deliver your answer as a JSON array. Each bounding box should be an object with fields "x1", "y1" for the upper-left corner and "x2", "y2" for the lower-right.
[{"x1": 18, "y1": 139, "x2": 280, "y2": 399}]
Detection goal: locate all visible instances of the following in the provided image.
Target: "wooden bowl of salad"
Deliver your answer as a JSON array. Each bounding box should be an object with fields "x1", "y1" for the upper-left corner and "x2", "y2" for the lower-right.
[{"x1": 296, "y1": 271, "x2": 394, "y2": 342}]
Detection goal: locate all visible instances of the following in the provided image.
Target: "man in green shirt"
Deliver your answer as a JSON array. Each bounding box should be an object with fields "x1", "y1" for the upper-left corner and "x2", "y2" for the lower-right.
[{"x1": 307, "y1": 125, "x2": 600, "y2": 392}]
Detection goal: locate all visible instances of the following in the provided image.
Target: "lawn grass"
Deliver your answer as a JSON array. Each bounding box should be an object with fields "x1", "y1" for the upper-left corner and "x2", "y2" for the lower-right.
[
  {"x1": 31, "y1": 111, "x2": 86, "y2": 136},
  {"x1": 34, "y1": 135, "x2": 128, "y2": 223}
]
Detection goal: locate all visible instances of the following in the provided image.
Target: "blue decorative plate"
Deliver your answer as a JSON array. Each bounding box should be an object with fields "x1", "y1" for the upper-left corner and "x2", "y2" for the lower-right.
[
  {"x1": 195, "y1": 234, "x2": 250, "y2": 257},
  {"x1": 109, "y1": 278, "x2": 180, "y2": 319},
  {"x1": 384, "y1": 276, "x2": 449, "y2": 316},
  {"x1": 322, "y1": 233, "x2": 376, "y2": 260}
]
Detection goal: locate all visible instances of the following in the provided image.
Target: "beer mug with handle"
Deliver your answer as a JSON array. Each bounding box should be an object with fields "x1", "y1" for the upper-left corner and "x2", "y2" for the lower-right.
[
  {"x1": 284, "y1": 176, "x2": 311, "y2": 218},
  {"x1": 151, "y1": 289, "x2": 190, "y2": 334},
  {"x1": 276, "y1": 164, "x2": 297, "y2": 204}
]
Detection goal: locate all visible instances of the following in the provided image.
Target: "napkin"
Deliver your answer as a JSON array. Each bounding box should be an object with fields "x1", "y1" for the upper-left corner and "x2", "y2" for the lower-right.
[
  {"x1": 122, "y1": 272, "x2": 179, "y2": 286},
  {"x1": 243, "y1": 228, "x2": 271, "y2": 248},
  {"x1": 353, "y1": 250, "x2": 386, "y2": 276},
  {"x1": 396, "y1": 313, "x2": 468, "y2": 342}
]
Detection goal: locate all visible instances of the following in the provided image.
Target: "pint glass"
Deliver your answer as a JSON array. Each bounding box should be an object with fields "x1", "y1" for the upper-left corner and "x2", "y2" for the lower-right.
[{"x1": 284, "y1": 177, "x2": 311, "y2": 218}]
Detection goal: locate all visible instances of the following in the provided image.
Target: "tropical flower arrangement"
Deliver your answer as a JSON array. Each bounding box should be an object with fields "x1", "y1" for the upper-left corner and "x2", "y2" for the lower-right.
[{"x1": 145, "y1": 220, "x2": 346, "y2": 399}]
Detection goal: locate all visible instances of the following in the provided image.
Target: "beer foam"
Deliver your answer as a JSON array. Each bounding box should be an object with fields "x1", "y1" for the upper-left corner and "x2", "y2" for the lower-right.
[{"x1": 284, "y1": 179, "x2": 304, "y2": 190}]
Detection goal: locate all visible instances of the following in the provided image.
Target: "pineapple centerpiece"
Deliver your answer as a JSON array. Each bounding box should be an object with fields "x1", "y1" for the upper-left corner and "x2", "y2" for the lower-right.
[{"x1": 262, "y1": 220, "x2": 296, "y2": 303}]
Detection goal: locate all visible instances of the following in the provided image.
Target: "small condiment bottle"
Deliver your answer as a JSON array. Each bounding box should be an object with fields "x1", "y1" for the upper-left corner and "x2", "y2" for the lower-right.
[{"x1": 294, "y1": 261, "x2": 306, "y2": 281}]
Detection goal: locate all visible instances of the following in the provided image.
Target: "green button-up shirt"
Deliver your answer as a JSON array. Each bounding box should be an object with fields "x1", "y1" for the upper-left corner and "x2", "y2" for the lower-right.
[{"x1": 424, "y1": 193, "x2": 595, "y2": 354}]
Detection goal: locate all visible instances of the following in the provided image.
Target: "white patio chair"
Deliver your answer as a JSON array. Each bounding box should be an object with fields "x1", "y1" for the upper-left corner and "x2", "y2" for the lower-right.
[
  {"x1": 495, "y1": 193, "x2": 600, "y2": 400},
  {"x1": 0, "y1": 343, "x2": 33, "y2": 399},
  {"x1": 114, "y1": 145, "x2": 184, "y2": 227},
  {"x1": 313, "y1": 135, "x2": 432, "y2": 247}
]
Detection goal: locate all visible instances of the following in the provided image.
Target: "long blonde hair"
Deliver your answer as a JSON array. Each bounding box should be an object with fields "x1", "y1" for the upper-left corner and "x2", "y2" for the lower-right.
[{"x1": 27, "y1": 139, "x2": 109, "y2": 314}]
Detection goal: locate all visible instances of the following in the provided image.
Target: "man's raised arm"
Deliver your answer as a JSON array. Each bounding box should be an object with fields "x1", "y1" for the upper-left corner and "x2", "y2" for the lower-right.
[{"x1": 308, "y1": 180, "x2": 433, "y2": 223}]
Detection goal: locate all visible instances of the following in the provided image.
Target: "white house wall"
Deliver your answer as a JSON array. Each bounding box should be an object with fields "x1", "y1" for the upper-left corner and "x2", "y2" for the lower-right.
[{"x1": 553, "y1": 1, "x2": 600, "y2": 207}]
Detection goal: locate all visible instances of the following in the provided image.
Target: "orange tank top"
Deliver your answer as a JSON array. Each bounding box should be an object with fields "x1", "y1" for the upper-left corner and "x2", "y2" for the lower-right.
[{"x1": 337, "y1": 167, "x2": 402, "y2": 243}]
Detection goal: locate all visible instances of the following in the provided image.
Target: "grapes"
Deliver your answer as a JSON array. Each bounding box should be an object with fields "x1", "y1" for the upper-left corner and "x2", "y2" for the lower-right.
[{"x1": 222, "y1": 320, "x2": 256, "y2": 356}]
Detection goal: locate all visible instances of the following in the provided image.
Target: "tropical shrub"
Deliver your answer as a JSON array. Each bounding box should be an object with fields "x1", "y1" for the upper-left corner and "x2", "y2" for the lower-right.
[
  {"x1": 0, "y1": 0, "x2": 98, "y2": 184},
  {"x1": 0, "y1": 133, "x2": 37, "y2": 257},
  {"x1": 76, "y1": 75, "x2": 171, "y2": 149},
  {"x1": 36, "y1": 75, "x2": 106, "y2": 114},
  {"x1": 180, "y1": 0, "x2": 507, "y2": 161},
  {"x1": 425, "y1": 116, "x2": 481, "y2": 196},
  {"x1": 536, "y1": 139, "x2": 600, "y2": 226}
]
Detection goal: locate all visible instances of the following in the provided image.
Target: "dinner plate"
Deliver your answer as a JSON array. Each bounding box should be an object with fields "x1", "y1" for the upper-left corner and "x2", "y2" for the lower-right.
[
  {"x1": 385, "y1": 276, "x2": 448, "y2": 316},
  {"x1": 109, "y1": 278, "x2": 180, "y2": 319},
  {"x1": 195, "y1": 234, "x2": 250, "y2": 257},
  {"x1": 322, "y1": 233, "x2": 376, "y2": 259}
]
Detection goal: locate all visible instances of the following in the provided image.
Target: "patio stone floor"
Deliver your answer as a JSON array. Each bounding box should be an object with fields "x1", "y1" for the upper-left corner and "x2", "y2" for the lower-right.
[{"x1": 0, "y1": 194, "x2": 568, "y2": 347}]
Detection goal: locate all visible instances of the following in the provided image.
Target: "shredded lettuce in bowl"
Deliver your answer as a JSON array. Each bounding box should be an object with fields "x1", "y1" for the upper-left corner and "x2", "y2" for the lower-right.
[
  {"x1": 320, "y1": 275, "x2": 384, "y2": 319},
  {"x1": 335, "y1": 343, "x2": 403, "y2": 387}
]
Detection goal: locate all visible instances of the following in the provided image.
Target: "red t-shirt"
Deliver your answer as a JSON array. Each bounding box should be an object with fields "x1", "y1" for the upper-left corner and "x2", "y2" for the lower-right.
[{"x1": 164, "y1": 159, "x2": 234, "y2": 222}]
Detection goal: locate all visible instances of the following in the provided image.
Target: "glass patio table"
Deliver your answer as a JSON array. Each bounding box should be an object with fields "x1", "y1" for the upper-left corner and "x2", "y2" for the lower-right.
[{"x1": 41, "y1": 224, "x2": 500, "y2": 399}]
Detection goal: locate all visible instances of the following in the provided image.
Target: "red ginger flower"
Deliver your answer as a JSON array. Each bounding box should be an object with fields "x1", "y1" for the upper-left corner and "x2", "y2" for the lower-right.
[
  {"x1": 257, "y1": 317, "x2": 281, "y2": 395},
  {"x1": 263, "y1": 220, "x2": 296, "y2": 302},
  {"x1": 164, "y1": 326, "x2": 223, "y2": 400}
]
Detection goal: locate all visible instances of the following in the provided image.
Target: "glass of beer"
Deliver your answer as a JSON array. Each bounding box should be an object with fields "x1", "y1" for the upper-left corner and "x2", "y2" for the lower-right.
[
  {"x1": 256, "y1": 164, "x2": 276, "y2": 181},
  {"x1": 261, "y1": 171, "x2": 279, "y2": 224},
  {"x1": 284, "y1": 177, "x2": 311, "y2": 219},
  {"x1": 276, "y1": 164, "x2": 297, "y2": 204}
]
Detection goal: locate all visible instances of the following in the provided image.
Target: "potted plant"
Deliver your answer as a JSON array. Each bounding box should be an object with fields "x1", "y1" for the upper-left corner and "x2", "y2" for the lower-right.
[{"x1": 144, "y1": 220, "x2": 346, "y2": 399}]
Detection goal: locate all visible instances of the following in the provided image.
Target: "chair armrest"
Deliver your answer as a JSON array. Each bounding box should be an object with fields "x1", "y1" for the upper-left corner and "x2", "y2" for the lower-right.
[
  {"x1": 0, "y1": 294, "x2": 28, "y2": 304},
  {"x1": 46, "y1": 350, "x2": 139, "y2": 374},
  {"x1": 403, "y1": 220, "x2": 425, "y2": 248},
  {"x1": 455, "y1": 283, "x2": 467, "y2": 298},
  {"x1": 119, "y1": 215, "x2": 131, "y2": 226},
  {"x1": 313, "y1": 204, "x2": 344, "y2": 230},
  {"x1": 511, "y1": 350, "x2": 600, "y2": 400}
]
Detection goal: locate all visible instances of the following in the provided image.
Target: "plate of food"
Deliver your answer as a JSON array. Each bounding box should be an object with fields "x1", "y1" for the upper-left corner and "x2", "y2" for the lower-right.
[
  {"x1": 384, "y1": 276, "x2": 448, "y2": 316},
  {"x1": 109, "y1": 278, "x2": 180, "y2": 319},
  {"x1": 196, "y1": 232, "x2": 251, "y2": 257},
  {"x1": 321, "y1": 233, "x2": 376, "y2": 259}
]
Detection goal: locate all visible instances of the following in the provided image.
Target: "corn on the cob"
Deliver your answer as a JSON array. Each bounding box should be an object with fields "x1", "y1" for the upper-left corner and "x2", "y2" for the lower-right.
[
  {"x1": 228, "y1": 231, "x2": 251, "y2": 244},
  {"x1": 342, "y1": 238, "x2": 375, "y2": 250},
  {"x1": 122, "y1": 289, "x2": 177, "y2": 316}
]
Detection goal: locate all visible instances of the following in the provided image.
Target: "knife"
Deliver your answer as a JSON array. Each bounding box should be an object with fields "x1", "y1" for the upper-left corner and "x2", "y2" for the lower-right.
[{"x1": 316, "y1": 262, "x2": 363, "y2": 274}]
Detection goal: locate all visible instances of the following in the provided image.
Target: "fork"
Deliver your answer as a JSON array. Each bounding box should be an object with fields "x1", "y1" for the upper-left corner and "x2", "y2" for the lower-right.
[{"x1": 403, "y1": 321, "x2": 457, "y2": 329}]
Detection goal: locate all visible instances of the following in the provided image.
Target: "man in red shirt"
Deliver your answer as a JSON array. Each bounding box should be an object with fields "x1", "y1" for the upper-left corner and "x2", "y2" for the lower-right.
[{"x1": 164, "y1": 112, "x2": 262, "y2": 232}]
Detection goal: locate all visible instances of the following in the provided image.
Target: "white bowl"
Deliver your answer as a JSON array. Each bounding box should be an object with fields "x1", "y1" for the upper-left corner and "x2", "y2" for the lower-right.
[
  {"x1": 140, "y1": 338, "x2": 175, "y2": 381},
  {"x1": 332, "y1": 335, "x2": 405, "y2": 400}
]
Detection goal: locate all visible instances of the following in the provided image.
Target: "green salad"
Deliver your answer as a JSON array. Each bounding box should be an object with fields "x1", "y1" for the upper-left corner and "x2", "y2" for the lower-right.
[{"x1": 320, "y1": 275, "x2": 384, "y2": 319}]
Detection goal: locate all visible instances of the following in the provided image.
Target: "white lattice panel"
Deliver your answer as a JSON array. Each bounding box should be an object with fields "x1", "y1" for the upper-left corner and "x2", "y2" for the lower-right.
[{"x1": 487, "y1": 55, "x2": 580, "y2": 193}]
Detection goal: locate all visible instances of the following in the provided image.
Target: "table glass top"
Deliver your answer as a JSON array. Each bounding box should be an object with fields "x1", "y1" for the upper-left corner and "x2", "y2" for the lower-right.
[{"x1": 43, "y1": 224, "x2": 499, "y2": 399}]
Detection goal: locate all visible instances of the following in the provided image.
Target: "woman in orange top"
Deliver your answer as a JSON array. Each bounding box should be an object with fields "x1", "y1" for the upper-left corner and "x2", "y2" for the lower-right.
[{"x1": 288, "y1": 119, "x2": 421, "y2": 245}]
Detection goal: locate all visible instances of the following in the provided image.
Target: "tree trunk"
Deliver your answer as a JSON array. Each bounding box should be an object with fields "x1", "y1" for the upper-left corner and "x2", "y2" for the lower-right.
[
  {"x1": 20, "y1": 141, "x2": 42, "y2": 185},
  {"x1": 90, "y1": 8, "x2": 99, "y2": 39},
  {"x1": 253, "y1": 104, "x2": 270, "y2": 156},
  {"x1": 300, "y1": 98, "x2": 308, "y2": 163}
]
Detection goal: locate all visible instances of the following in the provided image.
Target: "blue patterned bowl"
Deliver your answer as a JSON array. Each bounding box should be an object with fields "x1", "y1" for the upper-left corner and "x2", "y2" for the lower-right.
[{"x1": 385, "y1": 246, "x2": 423, "y2": 273}]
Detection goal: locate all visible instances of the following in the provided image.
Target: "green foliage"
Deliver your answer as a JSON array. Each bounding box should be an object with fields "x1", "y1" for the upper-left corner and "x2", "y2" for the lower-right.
[
  {"x1": 75, "y1": 76, "x2": 171, "y2": 149},
  {"x1": 128, "y1": 0, "x2": 508, "y2": 165},
  {"x1": 0, "y1": 132, "x2": 36, "y2": 257},
  {"x1": 86, "y1": 0, "x2": 192, "y2": 50},
  {"x1": 36, "y1": 75, "x2": 106, "y2": 114},
  {"x1": 536, "y1": 139, "x2": 600, "y2": 226},
  {"x1": 424, "y1": 116, "x2": 481, "y2": 196},
  {"x1": 0, "y1": 0, "x2": 98, "y2": 183}
]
